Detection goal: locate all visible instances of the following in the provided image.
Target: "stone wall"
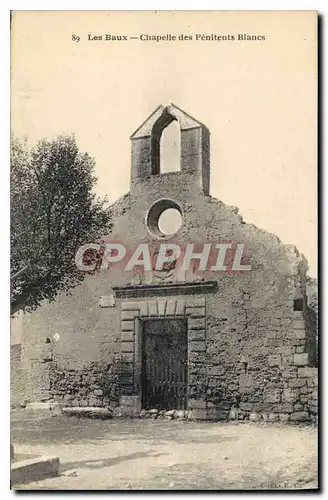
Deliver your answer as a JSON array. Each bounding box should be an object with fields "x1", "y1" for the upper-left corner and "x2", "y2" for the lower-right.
[
  {"x1": 19, "y1": 105, "x2": 318, "y2": 422},
  {"x1": 47, "y1": 360, "x2": 120, "y2": 408},
  {"x1": 19, "y1": 185, "x2": 318, "y2": 421},
  {"x1": 11, "y1": 344, "x2": 26, "y2": 408}
]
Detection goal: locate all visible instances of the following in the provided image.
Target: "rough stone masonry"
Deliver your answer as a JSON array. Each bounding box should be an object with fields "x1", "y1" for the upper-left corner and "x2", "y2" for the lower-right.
[{"x1": 17, "y1": 104, "x2": 318, "y2": 422}]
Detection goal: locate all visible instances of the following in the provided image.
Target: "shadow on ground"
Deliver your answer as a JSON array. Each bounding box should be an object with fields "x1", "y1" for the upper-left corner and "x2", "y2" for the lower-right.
[
  {"x1": 11, "y1": 410, "x2": 237, "y2": 446},
  {"x1": 60, "y1": 451, "x2": 166, "y2": 474}
]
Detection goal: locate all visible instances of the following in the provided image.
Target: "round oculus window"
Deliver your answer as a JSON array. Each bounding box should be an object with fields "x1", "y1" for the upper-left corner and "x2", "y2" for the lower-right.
[{"x1": 146, "y1": 199, "x2": 183, "y2": 238}]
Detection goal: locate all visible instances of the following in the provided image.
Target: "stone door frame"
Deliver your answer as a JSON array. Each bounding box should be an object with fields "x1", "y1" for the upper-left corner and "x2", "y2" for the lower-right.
[{"x1": 118, "y1": 296, "x2": 207, "y2": 417}]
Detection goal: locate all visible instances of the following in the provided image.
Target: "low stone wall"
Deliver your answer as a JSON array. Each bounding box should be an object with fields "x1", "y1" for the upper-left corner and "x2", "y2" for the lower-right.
[
  {"x1": 48, "y1": 361, "x2": 120, "y2": 408},
  {"x1": 11, "y1": 344, "x2": 26, "y2": 408}
]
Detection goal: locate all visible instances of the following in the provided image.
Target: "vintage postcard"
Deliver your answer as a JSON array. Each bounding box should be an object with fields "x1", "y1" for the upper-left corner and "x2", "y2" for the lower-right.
[{"x1": 10, "y1": 10, "x2": 318, "y2": 490}]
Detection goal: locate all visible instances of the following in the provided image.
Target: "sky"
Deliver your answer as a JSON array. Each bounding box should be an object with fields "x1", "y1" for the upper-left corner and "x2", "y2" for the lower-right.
[{"x1": 11, "y1": 10, "x2": 317, "y2": 277}]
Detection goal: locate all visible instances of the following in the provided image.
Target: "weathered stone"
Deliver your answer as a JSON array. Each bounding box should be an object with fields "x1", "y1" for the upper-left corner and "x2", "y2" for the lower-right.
[
  {"x1": 64, "y1": 394, "x2": 74, "y2": 401},
  {"x1": 185, "y1": 307, "x2": 206, "y2": 318},
  {"x1": 121, "y1": 331, "x2": 134, "y2": 342},
  {"x1": 121, "y1": 320, "x2": 135, "y2": 332},
  {"x1": 267, "y1": 413, "x2": 279, "y2": 422},
  {"x1": 189, "y1": 341, "x2": 206, "y2": 352},
  {"x1": 282, "y1": 388, "x2": 299, "y2": 404},
  {"x1": 288, "y1": 378, "x2": 306, "y2": 388},
  {"x1": 188, "y1": 330, "x2": 206, "y2": 341},
  {"x1": 189, "y1": 318, "x2": 206, "y2": 330},
  {"x1": 268, "y1": 355, "x2": 281, "y2": 367},
  {"x1": 121, "y1": 310, "x2": 137, "y2": 321},
  {"x1": 287, "y1": 329, "x2": 306, "y2": 340},
  {"x1": 298, "y1": 367, "x2": 317, "y2": 378},
  {"x1": 289, "y1": 411, "x2": 309, "y2": 422},
  {"x1": 278, "y1": 413, "x2": 290, "y2": 422},
  {"x1": 293, "y1": 353, "x2": 309, "y2": 366},
  {"x1": 164, "y1": 409, "x2": 175, "y2": 417},
  {"x1": 292, "y1": 320, "x2": 306, "y2": 330},
  {"x1": 249, "y1": 412, "x2": 261, "y2": 422},
  {"x1": 121, "y1": 342, "x2": 134, "y2": 353},
  {"x1": 93, "y1": 389, "x2": 103, "y2": 396},
  {"x1": 190, "y1": 409, "x2": 207, "y2": 420},
  {"x1": 274, "y1": 403, "x2": 293, "y2": 413},
  {"x1": 239, "y1": 402, "x2": 253, "y2": 411},
  {"x1": 277, "y1": 347, "x2": 293, "y2": 355},
  {"x1": 229, "y1": 408, "x2": 238, "y2": 420},
  {"x1": 263, "y1": 390, "x2": 281, "y2": 404},
  {"x1": 188, "y1": 399, "x2": 206, "y2": 409}
]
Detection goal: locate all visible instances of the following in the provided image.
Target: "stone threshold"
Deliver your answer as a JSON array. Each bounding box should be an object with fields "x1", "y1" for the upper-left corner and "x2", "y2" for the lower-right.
[
  {"x1": 113, "y1": 280, "x2": 217, "y2": 298},
  {"x1": 62, "y1": 407, "x2": 113, "y2": 419}
]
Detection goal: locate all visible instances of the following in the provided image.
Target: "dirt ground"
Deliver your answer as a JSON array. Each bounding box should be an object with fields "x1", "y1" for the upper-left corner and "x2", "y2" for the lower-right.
[{"x1": 11, "y1": 410, "x2": 318, "y2": 491}]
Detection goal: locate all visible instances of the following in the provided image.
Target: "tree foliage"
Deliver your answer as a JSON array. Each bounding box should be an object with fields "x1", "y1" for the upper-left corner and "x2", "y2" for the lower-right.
[{"x1": 11, "y1": 134, "x2": 112, "y2": 315}]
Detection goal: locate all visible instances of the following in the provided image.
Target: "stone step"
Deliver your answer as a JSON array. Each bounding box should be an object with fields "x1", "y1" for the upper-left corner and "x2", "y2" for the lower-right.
[{"x1": 62, "y1": 407, "x2": 112, "y2": 419}]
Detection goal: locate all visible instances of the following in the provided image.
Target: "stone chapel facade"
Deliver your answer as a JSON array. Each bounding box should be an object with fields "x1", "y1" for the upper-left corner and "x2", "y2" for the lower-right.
[{"x1": 18, "y1": 104, "x2": 318, "y2": 422}]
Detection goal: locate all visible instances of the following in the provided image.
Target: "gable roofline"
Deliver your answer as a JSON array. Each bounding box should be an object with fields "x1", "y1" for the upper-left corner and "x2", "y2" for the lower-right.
[
  {"x1": 130, "y1": 103, "x2": 208, "y2": 139},
  {"x1": 169, "y1": 102, "x2": 207, "y2": 129},
  {"x1": 130, "y1": 105, "x2": 165, "y2": 139}
]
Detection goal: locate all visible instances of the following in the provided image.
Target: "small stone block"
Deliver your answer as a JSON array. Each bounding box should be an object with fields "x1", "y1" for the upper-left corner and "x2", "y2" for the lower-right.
[
  {"x1": 122, "y1": 301, "x2": 141, "y2": 311},
  {"x1": 121, "y1": 331, "x2": 134, "y2": 342},
  {"x1": 293, "y1": 353, "x2": 309, "y2": 366},
  {"x1": 121, "y1": 353, "x2": 134, "y2": 363},
  {"x1": 298, "y1": 367, "x2": 317, "y2": 378},
  {"x1": 188, "y1": 399, "x2": 206, "y2": 409},
  {"x1": 148, "y1": 301, "x2": 158, "y2": 316},
  {"x1": 289, "y1": 378, "x2": 306, "y2": 388},
  {"x1": 121, "y1": 310, "x2": 138, "y2": 320},
  {"x1": 189, "y1": 352, "x2": 206, "y2": 363},
  {"x1": 189, "y1": 317, "x2": 206, "y2": 330},
  {"x1": 292, "y1": 320, "x2": 306, "y2": 329},
  {"x1": 249, "y1": 412, "x2": 261, "y2": 422},
  {"x1": 121, "y1": 342, "x2": 134, "y2": 353},
  {"x1": 288, "y1": 330, "x2": 306, "y2": 340},
  {"x1": 121, "y1": 320, "x2": 135, "y2": 332},
  {"x1": 166, "y1": 300, "x2": 177, "y2": 316},
  {"x1": 268, "y1": 354, "x2": 281, "y2": 367},
  {"x1": 188, "y1": 297, "x2": 205, "y2": 308},
  {"x1": 267, "y1": 413, "x2": 279, "y2": 422},
  {"x1": 189, "y1": 329, "x2": 206, "y2": 341},
  {"x1": 157, "y1": 300, "x2": 166, "y2": 316},
  {"x1": 185, "y1": 307, "x2": 206, "y2": 318},
  {"x1": 99, "y1": 295, "x2": 115, "y2": 308},
  {"x1": 289, "y1": 411, "x2": 309, "y2": 422},
  {"x1": 175, "y1": 300, "x2": 185, "y2": 316},
  {"x1": 189, "y1": 408, "x2": 207, "y2": 420},
  {"x1": 189, "y1": 340, "x2": 206, "y2": 352}
]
